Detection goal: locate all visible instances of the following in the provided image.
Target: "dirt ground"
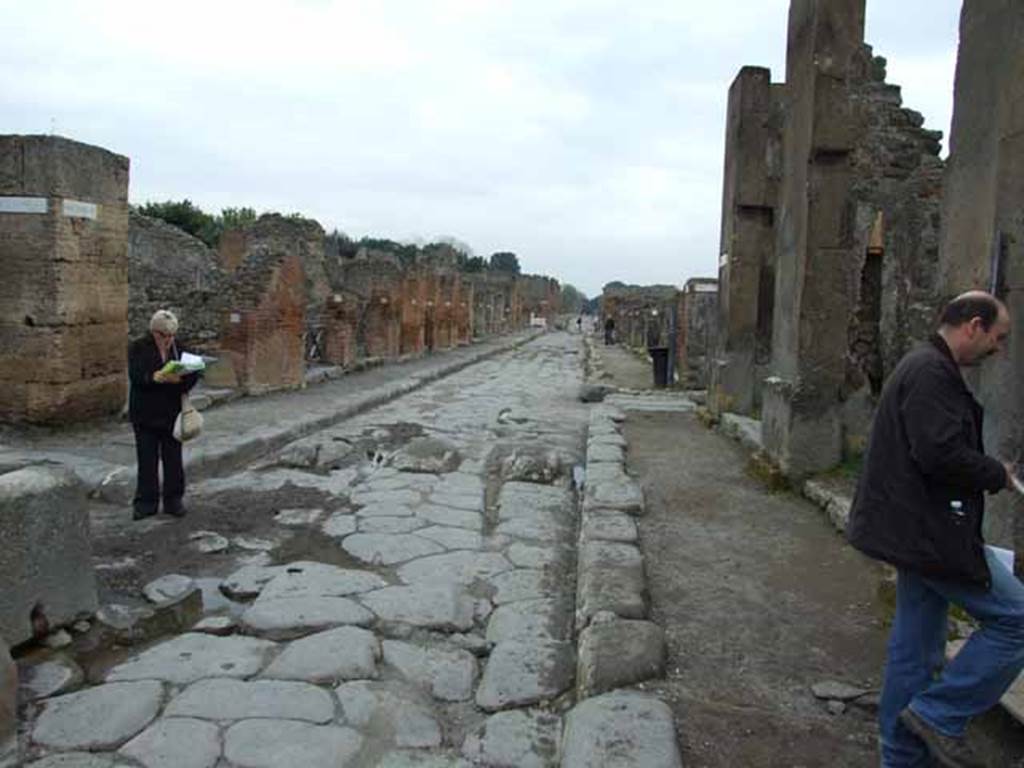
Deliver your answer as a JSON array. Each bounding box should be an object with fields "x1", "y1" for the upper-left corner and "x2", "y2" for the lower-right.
[{"x1": 624, "y1": 410, "x2": 1024, "y2": 768}]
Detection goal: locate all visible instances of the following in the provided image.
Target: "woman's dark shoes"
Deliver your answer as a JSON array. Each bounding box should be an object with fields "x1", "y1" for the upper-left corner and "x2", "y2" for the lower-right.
[
  {"x1": 132, "y1": 504, "x2": 157, "y2": 521},
  {"x1": 163, "y1": 500, "x2": 187, "y2": 518}
]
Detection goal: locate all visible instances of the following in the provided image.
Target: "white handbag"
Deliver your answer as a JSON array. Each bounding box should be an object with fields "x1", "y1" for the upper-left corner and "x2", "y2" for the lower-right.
[{"x1": 173, "y1": 394, "x2": 203, "y2": 442}]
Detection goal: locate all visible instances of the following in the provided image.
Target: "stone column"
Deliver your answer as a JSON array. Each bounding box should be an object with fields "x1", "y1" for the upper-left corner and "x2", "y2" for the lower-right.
[
  {"x1": 936, "y1": 0, "x2": 1024, "y2": 557},
  {"x1": 0, "y1": 135, "x2": 130, "y2": 423},
  {"x1": 712, "y1": 67, "x2": 782, "y2": 416},
  {"x1": 762, "y1": 0, "x2": 866, "y2": 476}
]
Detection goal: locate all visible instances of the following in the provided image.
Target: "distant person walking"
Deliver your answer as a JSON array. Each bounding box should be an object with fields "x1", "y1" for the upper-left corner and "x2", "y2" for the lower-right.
[
  {"x1": 128, "y1": 310, "x2": 199, "y2": 520},
  {"x1": 576, "y1": 315, "x2": 583, "y2": 333},
  {"x1": 847, "y1": 291, "x2": 1022, "y2": 767},
  {"x1": 603, "y1": 316, "x2": 615, "y2": 345}
]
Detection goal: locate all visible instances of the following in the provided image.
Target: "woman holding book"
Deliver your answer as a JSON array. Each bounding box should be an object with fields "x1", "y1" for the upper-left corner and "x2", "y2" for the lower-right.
[{"x1": 128, "y1": 309, "x2": 200, "y2": 520}]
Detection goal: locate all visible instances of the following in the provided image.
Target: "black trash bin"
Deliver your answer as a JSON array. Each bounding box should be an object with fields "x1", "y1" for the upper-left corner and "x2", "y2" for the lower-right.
[{"x1": 649, "y1": 346, "x2": 669, "y2": 388}]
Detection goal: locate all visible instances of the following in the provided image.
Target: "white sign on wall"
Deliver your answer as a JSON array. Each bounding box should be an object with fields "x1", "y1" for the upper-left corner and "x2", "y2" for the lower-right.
[
  {"x1": 0, "y1": 196, "x2": 48, "y2": 214},
  {"x1": 62, "y1": 199, "x2": 98, "y2": 220},
  {"x1": 719, "y1": 252, "x2": 729, "y2": 268}
]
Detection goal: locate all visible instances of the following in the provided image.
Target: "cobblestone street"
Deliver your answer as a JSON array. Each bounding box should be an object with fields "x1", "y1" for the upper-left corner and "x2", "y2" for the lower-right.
[{"x1": 9, "y1": 332, "x2": 679, "y2": 767}]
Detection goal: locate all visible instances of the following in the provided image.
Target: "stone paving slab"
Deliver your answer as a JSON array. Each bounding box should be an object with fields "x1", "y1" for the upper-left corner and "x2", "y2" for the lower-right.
[
  {"x1": 223, "y1": 720, "x2": 363, "y2": 768},
  {"x1": 27, "y1": 755, "x2": 130, "y2": 768},
  {"x1": 576, "y1": 618, "x2": 666, "y2": 697},
  {"x1": 485, "y1": 569, "x2": 550, "y2": 605},
  {"x1": 257, "y1": 561, "x2": 387, "y2": 600},
  {"x1": 337, "y1": 680, "x2": 442, "y2": 749},
  {"x1": 382, "y1": 640, "x2": 479, "y2": 702},
  {"x1": 461, "y1": 709, "x2": 561, "y2": 768},
  {"x1": 359, "y1": 584, "x2": 476, "y2": 632},
  {"x1": 32, "y1": 680, "x2": 164, "y2": 751},
  {"x1": 261, "y1": 626, "x2": 379, "y2": 683},
  {"x1": 475, "y1": 640, "x2": 575, "y2": 712},
  {"x1": 343, "y1": 533, "x2": 445, "y2": 565},
  {"x1": 118, "y1": 717, "x2": 220, "y2": 768},
  {"x1": 397, "y1": 551, "x2": 513, "y2": 587},
  {"x1": 105, "y1": 633, "x2": 277, "y2": 684},
  {"x1": 240, "y1": 596, "x2": 374, "y2": 639},
  {"x1": 165, "y1": 677, "x2": 335, "y2": 722}
]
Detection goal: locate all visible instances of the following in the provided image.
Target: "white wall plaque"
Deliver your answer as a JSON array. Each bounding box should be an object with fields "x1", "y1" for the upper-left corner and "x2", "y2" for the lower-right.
[
  {"x1": 62, "y1": 199, "x2": 98, "y2": 220},
  {"x1": 694, "y1": 283, "x2": 718, "y2": 293},
  {"x1": 0, "y1": 196, "x2": 48, "y2": 214},
  {"x1": 230, "y1": 312, "x2": 241, "y2": 324},
  {"x1": 719, "y1": 252, "x2": 729, "y2": 268}
]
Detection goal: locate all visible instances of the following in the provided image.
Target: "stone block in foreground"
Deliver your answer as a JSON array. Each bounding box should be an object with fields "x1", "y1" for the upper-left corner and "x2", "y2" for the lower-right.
[
  {"x1": 0, "y1": 467, "x2": 97, "y2": 645},
  {"x1": 577, "y1": 619, "x2": 666, "y2": 698},
  {"x1": 561, "y1": 690, "x2": 682, "y2": 768}
]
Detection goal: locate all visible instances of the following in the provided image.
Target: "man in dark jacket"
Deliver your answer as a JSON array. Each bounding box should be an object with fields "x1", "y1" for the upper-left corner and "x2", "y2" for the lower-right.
[
  {"x1": 847, "y1": 292, "x2": 1021, "y2": 767},
  {"x1": 128, "y1": 309, "x2": 199, "y2": 520}
]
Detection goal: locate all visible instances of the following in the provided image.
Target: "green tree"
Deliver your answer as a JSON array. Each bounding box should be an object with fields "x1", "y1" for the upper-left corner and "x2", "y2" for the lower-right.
[
  {"x1": 138, "y1": 199, "x2": 218, "y2": 245},
  {"x1": 560, "y1": 283, "x2": 586, "y2": 314},
  {"x1": 220, "y1": 206, "x2": 257, "y2": 230},
  {"x1": 489, "y1": 251, "x2": 521, "y2": 274}
]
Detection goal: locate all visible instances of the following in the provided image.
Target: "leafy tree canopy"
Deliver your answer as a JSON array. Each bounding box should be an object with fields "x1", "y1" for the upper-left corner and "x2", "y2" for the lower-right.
[{"x1": 489, "y1": 251, "x2": 521, "y2": 274}]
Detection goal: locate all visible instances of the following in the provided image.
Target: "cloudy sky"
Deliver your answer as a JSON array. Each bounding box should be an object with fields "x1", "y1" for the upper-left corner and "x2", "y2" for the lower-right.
[{"x1": 2, "y1": 1, "x2": 962, "y2": 297}]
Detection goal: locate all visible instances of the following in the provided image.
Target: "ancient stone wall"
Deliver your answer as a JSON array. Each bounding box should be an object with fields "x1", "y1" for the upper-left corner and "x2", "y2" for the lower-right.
[
  {"x1": 127, "y1": 211, "x2": 227, "y2": 350},
  {"x1": 601, "y1": 284, "x2": 678, "y2": 351},
  {"x1": 468, "y1": 273, "x2": 516, "y2": 337},
  {"x1": 937, "y1": 0, "x2": 1024, "y2": 550},
  {"x1": 711, "y1": 68, "x2": 784, "y2": 416},
  {"x1": 679, "y1": 279, "x2": 719, "y2": 389},
  {"x1": 0, "y1": 135, "x2": 130, "y2": 424}
]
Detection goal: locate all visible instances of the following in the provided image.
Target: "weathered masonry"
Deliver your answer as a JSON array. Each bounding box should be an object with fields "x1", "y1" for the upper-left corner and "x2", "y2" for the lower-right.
[
  {"x1": 712, "y1": 0, "x2": 947, "y2": 475},
  {"x1": 936, "y1": 0, "x2": 1024, "y2": 553},
  {"x1": 0, "y1": 136, "x2": 130, "y2": 423}
]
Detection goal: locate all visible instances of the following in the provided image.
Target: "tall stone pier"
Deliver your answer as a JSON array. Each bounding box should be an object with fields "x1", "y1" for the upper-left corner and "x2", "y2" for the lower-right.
[
  {"x1": 711, "y1": 66, "x2": 783, "y2": 416},
  {"x1": 937, "y1": 0, "x2": 1024, "y2": 552},
  {"x1": 762, "y1": 0, "x2": 866, "y2": 476},
  {"x1": 0, "y1": 136, "x2": 130, "y2": 423}
]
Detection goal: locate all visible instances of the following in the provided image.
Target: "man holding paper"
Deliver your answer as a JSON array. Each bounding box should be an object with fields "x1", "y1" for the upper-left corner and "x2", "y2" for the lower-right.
[
  {"x1": 128, "y1": 309, "x2": 201, "y2": 520},
  {"x1": 848, "y1": 291, "x2": 1022, "y2": 767}
]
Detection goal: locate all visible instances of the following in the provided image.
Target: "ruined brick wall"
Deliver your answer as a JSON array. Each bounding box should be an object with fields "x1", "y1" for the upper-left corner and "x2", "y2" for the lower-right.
[
  {"x1": 0, "y1": 135, "x2": 130, "y2": 424},
  {"x1": 517, "y1": 275, "x2": 561, "y2": 325},
  {"x1": 127, "y1": 212, "x2": 227, "y2": 350},
  {"x1": 936, "y1": 0, "x2": 1024, "y2": 550},
  {"x1": 334, "y1": 253, "x2": 403, "y2": 359},
  {"x1": 219, "y1": 248, "x2": 305, "y2": 394},
  {"x1": 468, "y1": 273, "x2": 516, "y2": 337}
]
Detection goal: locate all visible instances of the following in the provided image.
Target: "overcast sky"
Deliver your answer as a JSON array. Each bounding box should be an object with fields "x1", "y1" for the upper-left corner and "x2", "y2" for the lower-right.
[{"x1": 2, "y1": 1, "x2": 962, "y2": 297}]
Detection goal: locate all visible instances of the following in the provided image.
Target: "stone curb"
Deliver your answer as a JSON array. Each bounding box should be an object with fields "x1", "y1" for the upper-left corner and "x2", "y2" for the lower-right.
[{"x1": 559, "y1": 396, "x2": 679, "y2": 765}]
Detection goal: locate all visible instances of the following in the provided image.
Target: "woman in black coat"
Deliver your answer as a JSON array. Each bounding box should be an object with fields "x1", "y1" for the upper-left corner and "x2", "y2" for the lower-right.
[{"x1": 128, "y1": 309, "x2": 199, "y2": 520}]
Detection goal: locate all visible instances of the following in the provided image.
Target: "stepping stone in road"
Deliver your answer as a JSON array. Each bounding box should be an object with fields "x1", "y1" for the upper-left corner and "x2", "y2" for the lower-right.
[
  {"x1": 261, "y1": 626, "x2": 380, "y2": 684},
  {"x1": 118, "y1": 717, "x2": 221, "y2": 768},
  {"x1": 165, "y1": 678, "x2": 335, "y2": 722},
  {"x1": 462, "y1": 709, "x2": 562, "y2": 768},
  {"x1": 223, "y1": 720, "x2": 362, "y2": 768},
  {"x1": 337, "y1": 680, "x2": 442, "y2": 749},
  {"x1": 32, "y1": 680, "x2": 164, "y2": 751},
  {"x1": 105, "y1": 634, "x2": 276, "y2": 685},
  {"x1": 240, "y1": 596, "x2": 374, "y2": 640}
]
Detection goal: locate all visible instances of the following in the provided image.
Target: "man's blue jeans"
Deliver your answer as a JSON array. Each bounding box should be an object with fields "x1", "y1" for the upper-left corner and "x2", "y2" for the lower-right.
[{"x1": 880, "y1": 548, "x2": 1024, "y2": 766}]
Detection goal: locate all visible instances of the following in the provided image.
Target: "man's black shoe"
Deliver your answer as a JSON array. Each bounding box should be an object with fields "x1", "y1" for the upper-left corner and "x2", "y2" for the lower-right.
[
  {"x1": 132, "y1": 504, "x2": 157, "y2": 521},
  {"x1": 899, "y1": 708, "x2": 984, "y2": 768},
  {"x1": 163, "y1": 501, "x2": 187, "y2": 518}
]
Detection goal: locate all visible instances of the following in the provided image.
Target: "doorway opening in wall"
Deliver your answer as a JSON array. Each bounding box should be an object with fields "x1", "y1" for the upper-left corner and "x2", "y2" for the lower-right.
[
  {"x1": 755, "y1": 262, "x2": 775, "y2": 365},
  {"x1": 851, "y1": 213, "x2": 885, "y2": 397}
]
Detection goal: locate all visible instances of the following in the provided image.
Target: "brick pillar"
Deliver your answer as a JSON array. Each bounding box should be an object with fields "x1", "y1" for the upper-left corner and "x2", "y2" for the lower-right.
[
  {"x1": 0, "y1": 136, "x2": 130, "y2": 424},
  {"x1": 762, "y1": 0, "x2": 866, "y2": 476},
  {"x1": 711, "y1": 67, "x2": 782, "y2": 417}
]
